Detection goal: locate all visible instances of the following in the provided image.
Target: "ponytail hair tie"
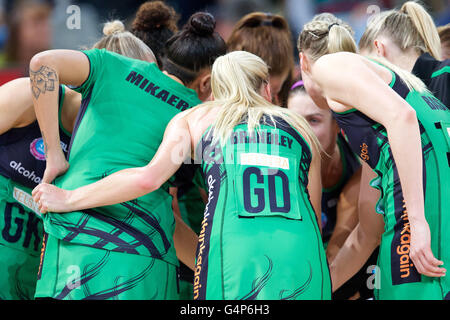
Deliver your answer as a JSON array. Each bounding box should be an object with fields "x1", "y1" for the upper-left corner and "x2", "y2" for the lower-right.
[
  {"x1": 291, "y1": 80, "x2": 304, "y2": 90},
  {"x1": 261, "y1": 20, "x2": 273, "y2": 26},
  {"x1": 328, "y1": 23, "x2": 339, "y2": 31}
]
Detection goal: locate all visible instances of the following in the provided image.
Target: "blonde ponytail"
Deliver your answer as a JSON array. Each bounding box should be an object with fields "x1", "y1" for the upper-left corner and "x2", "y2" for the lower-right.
[
  {"x1": 360, "y1": 1, "x2": 441, "y2": 60},
  {"x1": 328, "y1": 24, "x2": 358, "y2": 55},
  {"x1": 400, "y1": 1, "x2": 441, "y2": 60},
  {"x1": 197, "y1": 51, "x2": 321, "y2": 155}
]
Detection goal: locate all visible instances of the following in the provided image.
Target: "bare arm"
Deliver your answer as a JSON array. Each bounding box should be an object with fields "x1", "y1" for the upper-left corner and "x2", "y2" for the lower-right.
[
  {"x1": 29, "y1": 50, "x2": 90, "y2": 183},
  {"x1": 326, "y1": 167, "x2": 361, "y2": 263},
  {"x1": 173, "y1": 214, "x2": 198, "y2": 271},
  {"x1": 0, "y1": 78, "x2": 37, "y2": 134},
  {"x1": 330, "y1": 163, "x2": 383, "y2": 291},
  {"x1": 32, "y1": 113, "x2": 191, "y2": 212},
  {"x1": 33, "y1": 113, "x2": 198, "y2": 268},
  {"x1": 314, "y1": 53, "x2": 445, "y2": 277},
  {"x1": 169, "y1": 187, "x2": 199, "y2": 270}
]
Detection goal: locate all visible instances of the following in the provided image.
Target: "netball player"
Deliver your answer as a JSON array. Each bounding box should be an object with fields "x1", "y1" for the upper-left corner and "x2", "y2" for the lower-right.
[
  {"x1": 227, "y1": 12, "x2": 296, "y2": 107},
  {"x1": 0, "y1": 79, "x2": 74, "y2": 300},
  {"x1": 288, "y1": 82, "x2": 381, "y2": 301},
  {"x1": 0, "y1": 19, "x2": 153, "y2": 299},
  {"x1": 33, "y1": 50, "x2": 332, "y2": 300},
  {"x1": 131, "y1": 1, "x2": 203, "y2": 300},
  {"x1": 288, "y1": 82, "x2": 360, "y2": 258},
  {"x1": 359, "y1": 1, "x2": 450, "y2": 108},
  {"x1": 297, "y1": 18, "x2": 449, "y2": 299},
  {"x1": 29, "y1": 12, "x2": 226, "y2": 300}
]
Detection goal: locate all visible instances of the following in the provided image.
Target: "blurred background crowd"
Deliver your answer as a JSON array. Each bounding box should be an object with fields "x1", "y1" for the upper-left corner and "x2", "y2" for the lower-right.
[{"x1": 0, "y1": 0, "x2": 448, "y2": 85}]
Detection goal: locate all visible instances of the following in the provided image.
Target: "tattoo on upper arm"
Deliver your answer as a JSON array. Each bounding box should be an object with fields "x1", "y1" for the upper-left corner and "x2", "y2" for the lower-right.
[{"x1": 30, "y1": 66, "x2": 58, "y2": 99}]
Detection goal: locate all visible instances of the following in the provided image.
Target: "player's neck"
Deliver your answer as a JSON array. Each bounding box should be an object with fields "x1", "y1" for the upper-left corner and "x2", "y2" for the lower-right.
[
  {"x1": 163, "y1": 71, "x2": 185, "y2": 86},
  {"x1": 392, "y1": 50, "x2": 420, "y2": 72}
]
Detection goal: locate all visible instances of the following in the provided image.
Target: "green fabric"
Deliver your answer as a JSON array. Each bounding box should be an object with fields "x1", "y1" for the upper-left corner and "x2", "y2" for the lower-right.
[
  {"x1": 195, "y1": 121, "x2": 331, "y2": 300},
  {"x1": 0, "y1": 174, "x2": 43, "y2": 255},
  {"x1": 0, "y1": 171, "x2": 43, "y2": 301},
  {"x1": 35, "y1": 233, "x2": 179, "y2": 300},
  {"x1": 0, "y1": 244, "x2": 40, "y2": 300},
  {"x1": 431, "y1": 66, "x2": 450, "y2": 78},
  {"x1": 43, "y1": 49, "x2": 202, "y2": 266},
  {"x1": 374, "y1": 90, "x2": 450, "y2": 300},
  {"x1": 178, "y1": 280, "x2": 194, "y2": 300},
  {"x1": 342, "y1": 61, "x2": 450, "y2": 299}
]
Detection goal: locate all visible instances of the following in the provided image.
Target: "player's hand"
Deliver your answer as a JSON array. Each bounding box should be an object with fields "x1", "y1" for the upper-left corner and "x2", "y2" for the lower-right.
[
  {"x1": 409, "y1": 218, "x2": 446, "y2": 278},
  {"x1": 32, "y1": 183, "x2": 72, "y2": 214},
  {"x1": 42, "y1": 150, "x2": 69, "y2": 184}
]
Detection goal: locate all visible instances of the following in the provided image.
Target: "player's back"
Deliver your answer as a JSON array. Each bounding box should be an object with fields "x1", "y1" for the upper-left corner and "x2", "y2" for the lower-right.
[{"x1": 194, "y1": 116, "x2": 331, "y2": 300}]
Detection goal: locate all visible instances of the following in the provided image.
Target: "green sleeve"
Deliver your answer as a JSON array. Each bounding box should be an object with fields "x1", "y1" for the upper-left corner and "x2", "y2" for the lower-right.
[{"x1": 73, "y1": 48, "x2": 107, "y2": 96}]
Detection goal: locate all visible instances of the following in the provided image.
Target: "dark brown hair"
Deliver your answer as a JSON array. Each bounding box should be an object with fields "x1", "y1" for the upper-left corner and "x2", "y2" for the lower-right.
[
  {"x1": 131, "y1": 1, "x2": 180, "y2": 67},
  {"x1": 227, "y1": 12, "x2": 295, "y2": 107},
  {"x1": 164, "y1": 12, "x2": 227, "y2": 85}
]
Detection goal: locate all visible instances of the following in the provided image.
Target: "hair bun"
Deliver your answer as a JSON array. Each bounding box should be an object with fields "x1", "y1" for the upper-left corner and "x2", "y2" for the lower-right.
[
  {"x1": 132, "y1": 1, "x2": 178, "y2": 32},
  {"x1": 187, "y1": 12, "x2": 216, "y2": 36},
  {"x1": 103, "y1": 20, "x2": 125, "y2": 36}
]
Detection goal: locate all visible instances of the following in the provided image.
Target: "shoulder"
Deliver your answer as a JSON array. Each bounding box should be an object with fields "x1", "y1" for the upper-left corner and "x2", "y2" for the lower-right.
[
  {"x1": 314, "y1": 52, "x2": 359, "y2": 71},
  {"x1": 314, "y1": 53, "x2": 392, "y2": 88},
  {"x1": 82, "y1": 48, "x2": 139, "y2": 67},
  {"x1": 315, "y1": 52, "x2": 389, "y2": 75}
]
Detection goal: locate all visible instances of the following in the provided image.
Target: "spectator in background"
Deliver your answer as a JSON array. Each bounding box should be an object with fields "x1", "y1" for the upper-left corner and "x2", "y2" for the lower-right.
[
  {"x1": 438, "y1": 24, "x2": 450, "y2": 60},
  {"x1": 73, "y1": 0, "x2": 143, "y2": 22},
  {"x1": 227, "y1": 12, "x2": 295, "y2": 107},
  {"x1": 166, "y1": 0, "x2": 216, "y2": 25},
  {"x1": 0, "y1": 0, "x2": 53, "y2": 84},
  {"x1": 0, "y1": 1, "x2": 6, "y2": 51},
  {"x1": 211, "y1": 0, "x2": 272, "y2": 41}
]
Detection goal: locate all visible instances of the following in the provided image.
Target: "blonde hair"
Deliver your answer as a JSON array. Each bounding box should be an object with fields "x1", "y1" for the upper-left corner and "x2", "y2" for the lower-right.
[
  {"x1": 359, "y1": 1, "x2": 442, "y2": 60},
  {"x1": 197, "y1": 51, "x2": 320, "y2": 154},
  {"x1": 92, "y1": 20, "x2": 156, "y2": 62},
  {"x1": 297, "y1": 13, "x2": 357, "y2": 61},
  {"x1": 298, "y1": 13, "x2": 428, "y2": 93}
]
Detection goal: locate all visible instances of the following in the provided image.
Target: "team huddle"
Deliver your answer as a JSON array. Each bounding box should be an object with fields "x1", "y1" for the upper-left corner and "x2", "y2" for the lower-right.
[{"x1": 0, "y1": 1, "x2": 449, "y2": 300}]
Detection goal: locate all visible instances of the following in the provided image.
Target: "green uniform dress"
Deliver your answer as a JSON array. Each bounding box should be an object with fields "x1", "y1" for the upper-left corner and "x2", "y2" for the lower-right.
[
  {"x1": 193, "y1": 116, "x2": 331, "y2": 300},
  {"x1": 0, "y1": 177, "x2": 43, "y2": 300},
  {"x1": 35, "y1": 49, "x2": 202, "y2": 300},
  {"x1": 332, "y1": 64, "x2": 450, "y2": 300}
]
